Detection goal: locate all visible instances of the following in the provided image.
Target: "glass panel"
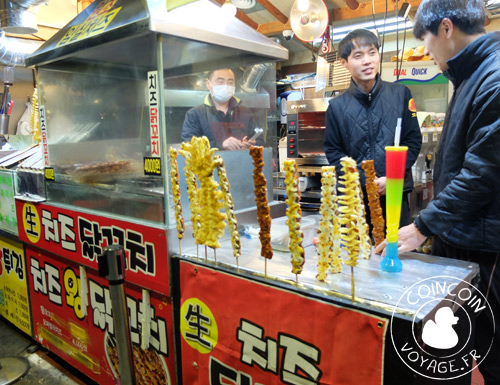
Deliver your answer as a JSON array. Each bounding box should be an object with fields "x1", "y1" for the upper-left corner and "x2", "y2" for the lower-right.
[
  {"x1": 161, "y1": 36, "x2": 278, "y2": 217},
  {"x1": 406, "y1": 83, "x2": 448, "y2": 113},
  {"x1": 39, "y1": 33, "x2": 164, "y2": 224},
  {"x1": 37, "y1": 30, "x2": 281, "y2": 227}
]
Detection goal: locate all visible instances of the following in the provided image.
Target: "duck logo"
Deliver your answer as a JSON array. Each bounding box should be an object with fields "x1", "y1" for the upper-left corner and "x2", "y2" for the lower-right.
[
  {"x1": 408, "y1": 98, "x2": 417, "y2": 112},
  {"x1": 422, "y1": 307, "x2": 459, "y2": 349},
  {"x1": 390, "y1": 276, "x2": 495, "y2": 380}
]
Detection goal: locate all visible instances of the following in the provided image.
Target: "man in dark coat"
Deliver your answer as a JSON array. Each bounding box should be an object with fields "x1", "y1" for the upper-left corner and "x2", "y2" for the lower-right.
[
  {"x1": 376, "y1": 1, "x2": 500, "y2": 383},
  {"x1": 324, "y1": 29, "x2": 422, "y2": 227},
  {"x1": 182, "y1": 68, "x2": 259, "y2": 150}
]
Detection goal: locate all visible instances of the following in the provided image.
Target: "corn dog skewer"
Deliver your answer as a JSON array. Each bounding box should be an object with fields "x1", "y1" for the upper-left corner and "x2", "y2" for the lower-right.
[
  {"x1": 317, "y1": 166, "x2": 338, "y2": 281},
  {"x1": 169, "y1": 148, "x2": 185, "y2": 255},
  {"x1": 356, "y1": 184, "x2": 372, "y2": 259},
  {"x1": 249, "y1": 146, "x2": 273, "y2": 268},
  {"x1": 215, "y1": 155, "x2": 241, "y2": 262},
  {"x1": 338, "y1": 157, "x2": 362, "y2": 303},
  {"x1": 180, "y1": 137, "x2": 226, "y2": 256},
  {"x1": 361, "y1": 160, "x2": 385, "y2": 247},
  {"x1": 284, "y1": 159, "x2": 305, "y2": 278},
  {"x1": 178, "y1": 149, "x2": 201, "y2": 255}
]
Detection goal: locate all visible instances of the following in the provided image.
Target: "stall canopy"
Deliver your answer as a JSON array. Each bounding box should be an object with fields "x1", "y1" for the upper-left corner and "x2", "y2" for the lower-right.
[{"x1": 26, "y1": 0, "x2": 288, "y2": 68}]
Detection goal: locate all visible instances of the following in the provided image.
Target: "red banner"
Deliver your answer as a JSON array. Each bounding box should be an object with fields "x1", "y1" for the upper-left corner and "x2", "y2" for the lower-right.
[
  {"x1": 179, "y1": 261, "x2": 387, "y2": 385},
  {"x1": 27, "y1": 245, "x2": 176, "y2": 385},
  {"x1": 16, "y1": 200, "x2": 169, "y2": 294}
]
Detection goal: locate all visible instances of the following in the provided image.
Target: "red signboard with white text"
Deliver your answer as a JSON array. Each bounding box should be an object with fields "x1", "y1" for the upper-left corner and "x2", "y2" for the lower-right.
[
  {"x1": 178, "y1": 261, "x2": 387, "y2": 385},
  {"x1": 16, "y1": 200, "x2": 169, "y2": 294},
  {"x1": 27, "y1": 245, "x2": 175, "y2": 385}
]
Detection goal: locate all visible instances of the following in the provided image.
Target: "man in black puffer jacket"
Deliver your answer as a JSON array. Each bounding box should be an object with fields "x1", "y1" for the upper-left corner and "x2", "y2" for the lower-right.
[
  {"x1": 375, "y1": 1, "x2": 500, "y2": 383},
  {"x1": 324, "y1": 29, "x2": 422, "y2": 227}
]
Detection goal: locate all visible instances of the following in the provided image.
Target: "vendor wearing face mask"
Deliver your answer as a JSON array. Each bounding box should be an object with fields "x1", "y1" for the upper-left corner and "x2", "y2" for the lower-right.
[{"x1": 181, "y1": 68, "x2": 260, "y2": 150}]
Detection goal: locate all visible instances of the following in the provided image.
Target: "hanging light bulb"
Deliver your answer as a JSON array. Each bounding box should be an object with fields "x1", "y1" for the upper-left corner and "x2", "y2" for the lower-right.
[{"x1": 222, "y1": 0, "x2": 237, "y2": 16}]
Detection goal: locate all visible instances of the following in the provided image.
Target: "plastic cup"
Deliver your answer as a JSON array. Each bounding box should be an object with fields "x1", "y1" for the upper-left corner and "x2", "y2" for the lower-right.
[{"x1": 380, "y1": 146, "x2": 408, "y2": 273}]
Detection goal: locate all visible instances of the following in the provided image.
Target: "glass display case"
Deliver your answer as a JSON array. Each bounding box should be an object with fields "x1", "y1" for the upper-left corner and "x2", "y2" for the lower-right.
[{"x1": 27, "y1": 0, "x2": 287, "y2": 227}]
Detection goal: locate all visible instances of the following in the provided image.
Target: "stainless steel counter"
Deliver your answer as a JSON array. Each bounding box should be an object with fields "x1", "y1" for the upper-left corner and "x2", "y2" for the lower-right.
[{"x1": 180, "y1": 237, "x2": 479, "y2": 322}]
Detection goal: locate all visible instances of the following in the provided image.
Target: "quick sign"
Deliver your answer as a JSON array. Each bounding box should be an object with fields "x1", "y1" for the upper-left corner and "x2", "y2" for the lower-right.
[{"x1": 381, "y1": 63, "x2": 443, "y2": 83}]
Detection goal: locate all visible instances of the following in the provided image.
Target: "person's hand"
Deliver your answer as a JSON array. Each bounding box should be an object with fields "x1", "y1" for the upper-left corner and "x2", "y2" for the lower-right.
[
  {"x1": 374, "y1": 223, "x2": 428, "y2": 256},
  {"x1": 374, "y1": 176, "x2": 387, "y2": 195},
  {"x1": 222, "y1": 137, "x2": 244, "y2": 150},
  {"x1": 240, "y1": 137, "x2": 256, "y2": 149}
]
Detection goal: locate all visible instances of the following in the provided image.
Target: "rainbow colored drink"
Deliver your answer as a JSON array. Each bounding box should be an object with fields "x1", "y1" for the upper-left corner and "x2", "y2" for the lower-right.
[{"x1": 380, "y1": 146, "x2": 408, "y2": 273}]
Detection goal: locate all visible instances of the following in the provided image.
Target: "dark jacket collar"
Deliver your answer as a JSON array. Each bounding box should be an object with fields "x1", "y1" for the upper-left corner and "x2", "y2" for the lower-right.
[
  {"x1": 444, "y1": 31, "x2": 500, "y2": 87},
  {"x1": 348, "y1": 73, "x2": 382, "y2": 104}
]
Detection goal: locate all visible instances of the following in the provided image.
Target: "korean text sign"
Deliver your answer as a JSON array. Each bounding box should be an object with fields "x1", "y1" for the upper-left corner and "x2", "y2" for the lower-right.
[
  {"x1": 179, "y1": 261, "x2": 387, "y2": 385},
  {"x1": 27, "y1": 246, "x2": 175, "y2": 385},
  {"x1": 16, "y1": 200, "x2": 169, "y2": 294},
  {"x1": 0, "y1": 236, "x2": 32, "y2": 335}
]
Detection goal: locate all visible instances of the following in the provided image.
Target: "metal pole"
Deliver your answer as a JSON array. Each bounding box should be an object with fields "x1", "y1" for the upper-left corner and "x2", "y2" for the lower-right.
[{"x1": 98, "y1": 245, "x2": 136, "y2": 385}]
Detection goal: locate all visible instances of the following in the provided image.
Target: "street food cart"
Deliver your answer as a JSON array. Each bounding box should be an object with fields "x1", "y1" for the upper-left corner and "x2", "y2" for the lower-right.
[
  {"x1": 12, "y1": 0, "x2": 482, "y2": 384},
  {"x1": 20, "y1": 0, "x2": 285, "y2": 383}
]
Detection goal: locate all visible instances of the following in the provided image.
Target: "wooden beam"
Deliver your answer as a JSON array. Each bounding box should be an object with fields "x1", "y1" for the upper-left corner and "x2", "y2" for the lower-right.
[
  {"x1": 236, "y1": 9, "x2": 259, "y2": 29},
  {"x1": 330, "y1": 0, "x2": 422, "y2": 22},
  {"x1": 256, "y1": 0, "x2": 288, "y2": 24},
  {"x1": 258, "y1": 20, "x2": 291, "y2": 35}
]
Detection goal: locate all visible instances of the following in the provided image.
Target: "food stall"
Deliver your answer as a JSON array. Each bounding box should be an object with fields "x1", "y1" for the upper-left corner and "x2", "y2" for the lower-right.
[
  {"x1": 19, "y1": 0, "x2": 286, "y2": 383},
  {"x1": 15, "y1": 0, "x2": 482, "y2": 384}
]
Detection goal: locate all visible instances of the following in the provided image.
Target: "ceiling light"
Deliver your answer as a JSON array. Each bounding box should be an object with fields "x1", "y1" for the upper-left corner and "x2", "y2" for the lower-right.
[{"x1": 290, "y1": 0, "x2": 328, "y2": 42}]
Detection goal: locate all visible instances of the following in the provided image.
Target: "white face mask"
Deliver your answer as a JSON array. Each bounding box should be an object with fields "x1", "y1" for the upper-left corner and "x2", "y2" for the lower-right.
[{"x1": 212, "y1": 84, "x2": 235, "y2": 103}]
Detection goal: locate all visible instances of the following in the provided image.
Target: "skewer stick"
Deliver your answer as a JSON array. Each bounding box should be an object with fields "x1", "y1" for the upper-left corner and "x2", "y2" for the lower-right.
[
  {"x1": 237, "y1": 256, "x2": 239, "y2": 273},
  {"x1": 179, "y1": 239, "x2": 182, "y2": 256},
  {"x1": 295, "y1": 274, "x2": 298, "y2": 288},
  {"x1": 265, "y1": 258, "x2": 267, "y2": 280},
  {"x1": 351, "y1": 266, "x2": 355, "y2": 304},
  {"x1": 214, "y1": 248, "x2": 217, "y2": 264},
  {"x1": 205, "y1": 245, "x2": 208, "y2": 264},
  {"x1": 196, "y1": 244, "x2": 199, "y2": 261}
]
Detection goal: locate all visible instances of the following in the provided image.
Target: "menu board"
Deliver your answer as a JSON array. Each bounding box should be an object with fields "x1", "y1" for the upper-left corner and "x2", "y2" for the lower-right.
[
  {"x1": 27, "y1": 245, "x2": 175, "y2": 385},
  {"x1": 0, "y1": 236, "x2": 31, "y2": 335}
]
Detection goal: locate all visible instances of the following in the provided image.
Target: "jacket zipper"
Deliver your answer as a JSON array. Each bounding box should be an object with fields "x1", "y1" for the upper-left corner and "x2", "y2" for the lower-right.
[{"x1": 367, "y1": 92, "x2": 374, "y2": 162}]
